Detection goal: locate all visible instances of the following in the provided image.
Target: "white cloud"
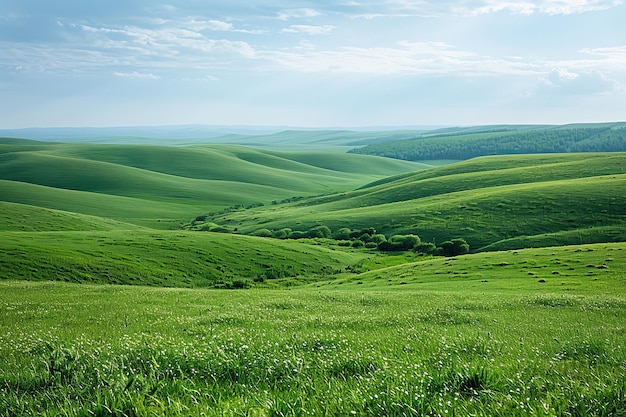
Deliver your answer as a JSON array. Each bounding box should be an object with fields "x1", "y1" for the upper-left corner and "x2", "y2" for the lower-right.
[
  {"x1": 452, "y1": 0, "x2": 623, "y2": 15},
  {"x1": 580, "y1": 46, "x2": 626, "y2": 70},
  {"x1": 278, "y1": 8, "x2": 321, "y2": 20},
  {"x1": 540, "y1": 67, "x2": 621, "y2": 94},
  {"x1": 182, "y1": 75, "x2": 220, "y2": 82},
  {"x1": 113, "y1": 71, "x2": 159, "y2": 80},
  {"x1": 259, "y1": 41, "x2": 540, "y2": 76},
  {"x1": 205, "y1": 20, "x2": 234, "y2": 31},
  {"x1": 282, "y1": 25, "x2": 335, "y2": 35}
]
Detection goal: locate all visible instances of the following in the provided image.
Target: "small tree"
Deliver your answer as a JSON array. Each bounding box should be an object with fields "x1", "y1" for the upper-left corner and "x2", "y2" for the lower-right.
[
  {"x1": 370, "y1": 234, "x2": 387, "y2": 244},
  {"x1": 439, "y1": 238, "x2": 470, "y2": 256},
  {"x1": 351, "y1": 240, "x2": 365, "y2": 248},
  {"x1": 333, "y1": 227, "x2": 352, "y2": 240},
  {"x1": 307, "y1": 225, "x2": 332, "y2": 238},
  {"x1": 253, "y1": 229, "x2": 272, "y2": 237},
  {"x1": 378, "y1": 234, "x2": 421, "y2": 251},
  {"x1": 415, "y1": 242, "x2": 437, "y2": 255},
  {"x1": 272, "y1": 228, "x2": 292, "y2": 239},
  {"x1": 288, "y1": 231, "x2": 307, "y2": 240}
]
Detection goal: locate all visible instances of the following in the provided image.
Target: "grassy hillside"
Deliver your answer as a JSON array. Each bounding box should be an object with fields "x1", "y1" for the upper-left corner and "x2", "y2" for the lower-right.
[
  {"x1": 2, "y1": 242, "x2": 624, "y2": 416},
  {"x1": 328, "y1": 241, "x2": 626, "y2": 290},
  {"x1": 350, "y1": 122, "x2": 626, "y2": 161},
  {"x1": 0, "y1": 139, "x2": 423, "y2": 227},
  {"x1": 0, "y1": 230, "x2": 366, "y2": 288},
  {"x1": 0, "y1": 179, "x2": 207, "y2": 229},
  {"x1": 209, "y1": 153, "x2": 626, "y2": 251},
  {"x1": 0, "y1": 201, "x2": 142, "y2": 232}
]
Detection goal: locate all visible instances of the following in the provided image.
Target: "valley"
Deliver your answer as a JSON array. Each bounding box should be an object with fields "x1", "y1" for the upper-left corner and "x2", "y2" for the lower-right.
[{"x1": 1, "y1": 124, "x2": 625, "y2": 416}]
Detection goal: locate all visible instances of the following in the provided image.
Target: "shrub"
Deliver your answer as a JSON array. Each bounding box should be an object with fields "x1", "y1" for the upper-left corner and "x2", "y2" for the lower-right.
[
  {"x1": 365, "y1": 242, "x2": 378, "y2": 249},
  {"x1": 351, "y1": 227, "x2": 376, "y2": 239},
  {"x1": 195, "y1": 215, "x2": 208, "y2": 222},
  {"x1": 210, "y1": 226, "x2": 232, "y2": 233},
  {"x1": 351, "y1": 240, "x2": 365, "y2": 248},
  {"x1": 272, "y1": 228, "x2": 292, "y2": 239},
  {"x1": 253, "y1": 229, "x2": 272, "y2": 238},
  {"x1": 439, "y1": 238, "x2": 470, "y2": 256},
  {"x1": 307, "y1": 225, "x2": 332, "y2": 238},
  {"x1": 333, "y1": 227, "x2": 352, "y2": 240},
  {"x1": 415, "y1": 242, "x2": 437, "y2": 254},
  {"x1": 288, "y1": 231, "x2": 307, "y2": 240},
  {"x1": 377, "y1": 241, "x2": 404, "y2": 251},
  {"x1": 379, "y1": 234, "x2": 420, "y2": 251},
  {"x1": 370, "y1": 234, "x2": 387, "y2": 244},
  {"x1": 337, "y1": 240, "x2": 352, "y2": 247},
  {"x1": 358, "y1": 233, "x2": 373, "y2": 243},
  {"x1": 230, "y1": 279, "x2": 250, "y2": 289}
]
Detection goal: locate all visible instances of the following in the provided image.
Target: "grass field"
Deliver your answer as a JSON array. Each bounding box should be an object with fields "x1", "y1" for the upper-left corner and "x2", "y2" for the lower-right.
[
  {"x1": 0, "y1": 139, "x2": 423, "y2": 227},
  {"x1": 210, "y1": 153, "x2": 626, "y2": 251},
  {"x1": 0, "y1": 230, "x2": 366, "y2": 288},
  {"x1": 1, "y1": 243, "x2": 624, "y2": 416},
  {"x1": 1, "y1": 135, "x2": 625, "y2": 416}
]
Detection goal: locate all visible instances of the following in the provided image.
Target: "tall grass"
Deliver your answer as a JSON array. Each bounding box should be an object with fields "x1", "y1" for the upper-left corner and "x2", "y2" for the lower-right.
[{"x1": 1, "y1": 263, "x2": 624, "y2": 416}]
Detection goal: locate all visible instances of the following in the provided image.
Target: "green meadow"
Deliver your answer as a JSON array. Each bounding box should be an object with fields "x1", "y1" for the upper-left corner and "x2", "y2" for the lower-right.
[
  {"x1": 1, "y1": 130, "x2": 625, "y2": 416},
  {"x1": 0, "y1": 139, "x2": 422, "y2": 227},
  {"x1": 209, "y1": 153, "x2": 626, "y2": 250},
  {"x1": 1, "y1": 243, "x2": 625, "y2": 416}
]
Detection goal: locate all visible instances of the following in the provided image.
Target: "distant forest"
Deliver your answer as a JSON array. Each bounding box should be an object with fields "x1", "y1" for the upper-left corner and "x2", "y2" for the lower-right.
[{"x1": 348, "y1": 124, "x2": 626, "y2": 161}]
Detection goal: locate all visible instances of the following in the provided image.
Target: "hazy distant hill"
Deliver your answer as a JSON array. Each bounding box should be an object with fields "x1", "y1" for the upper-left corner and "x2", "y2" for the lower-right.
[{"x1": 0, "y1": 125, "x2": 440, "y2": 148}]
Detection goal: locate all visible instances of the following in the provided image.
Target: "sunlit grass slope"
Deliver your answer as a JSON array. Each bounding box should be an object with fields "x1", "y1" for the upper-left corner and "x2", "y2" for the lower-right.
[
  {"x1": 0, "y1": 230, "x2": 366, "y2": 288},
  {"x1": 0, "y1": 201, "x2": 142, "y2": 232},
  {"x1": 330, "y1": 241, "x2": 626, "y2": 291},
  {"x1": 0, "y1": 139, "x2": 423, "y2": 227},
  {"x1": 0, "y1": 180, "x2": 205, "y2": 228},
  {"x1": 212, "y1": 153, "x2": 626, "y2": 250}
]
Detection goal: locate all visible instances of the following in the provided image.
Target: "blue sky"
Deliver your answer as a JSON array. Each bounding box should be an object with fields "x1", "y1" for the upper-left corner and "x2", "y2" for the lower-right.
[{"x1": 1, "y1": 0, "x2": 625, "y2": 128}]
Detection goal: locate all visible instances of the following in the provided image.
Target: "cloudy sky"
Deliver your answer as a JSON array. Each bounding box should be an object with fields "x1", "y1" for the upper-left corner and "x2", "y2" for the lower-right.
[{"x1": 1, "y1": 1, "x2": 625, "y2": 128}]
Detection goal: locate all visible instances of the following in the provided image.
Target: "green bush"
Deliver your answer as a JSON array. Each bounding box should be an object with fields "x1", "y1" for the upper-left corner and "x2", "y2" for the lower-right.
[
  {"x1": 288, "y1": 231, "x2": 307, "y2": 240},
  {"x1": 439, "y1": 238, "x2": 470, "y2": 256},
  {"x1": 370, "y1": 234, "x2": 387, "y2": 244},
  {"x1": 307, "y1": 225, "x2": 332, "y2": 238},
  {"x1": 379, "y1": 234, "x2": 420, "y2": 251},
  {"x1": 351, "y1": 228, "x2": 376, "y2": 239},
  {"x1": 332, "y1": 227, "x2": 352, "y2": 240},
  {"x1": 253, "y1": 229, "x2": 272, "y2": 238},
  {"x1": 351, "y1": 240, "x2": 365, "y2": 248},
  {"x1": 415, "y1": 242, "x2": 437, "y2": 254},
  {"x1": 209, "y1": 226, "x2": 232, "y2": 234},
  {"x1": 272, "y1": 228, "x2": 292, "y2": 239}
]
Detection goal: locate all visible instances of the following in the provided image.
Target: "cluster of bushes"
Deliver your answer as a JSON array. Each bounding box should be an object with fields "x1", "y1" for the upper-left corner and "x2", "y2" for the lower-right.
[{"x1": 252, "y1": 225, "x2": 470, "y2": 256}]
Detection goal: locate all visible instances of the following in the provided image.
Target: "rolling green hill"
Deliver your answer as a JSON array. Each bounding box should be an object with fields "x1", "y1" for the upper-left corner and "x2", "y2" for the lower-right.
[
  {"x1": 0, "y1": 230, "x2": 366, "y2": 288},
  {"x1": 209, "y1": 153, "x2": 626, "y2": 251},
  {"x1": 327, "y1": 241, "x2": 626, "y2": 291},
  {"x1": 0, "y1": 201, "x2": 143, "y2": 232},
  {"x1": 1, "y1": 128, "x2": 625, "y2": 417},
  {"x1": 0, "y1": 139, "x2": 423, "y2": 227}
]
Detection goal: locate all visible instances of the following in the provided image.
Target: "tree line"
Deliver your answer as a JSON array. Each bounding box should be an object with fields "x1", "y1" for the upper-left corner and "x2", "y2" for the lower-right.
[
  {"x1": 252, "y1": 225, "x2": 470, "y2": 256},
  {"x1": 348, "y1": 126, "x2": 626, "y2": 161}
]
